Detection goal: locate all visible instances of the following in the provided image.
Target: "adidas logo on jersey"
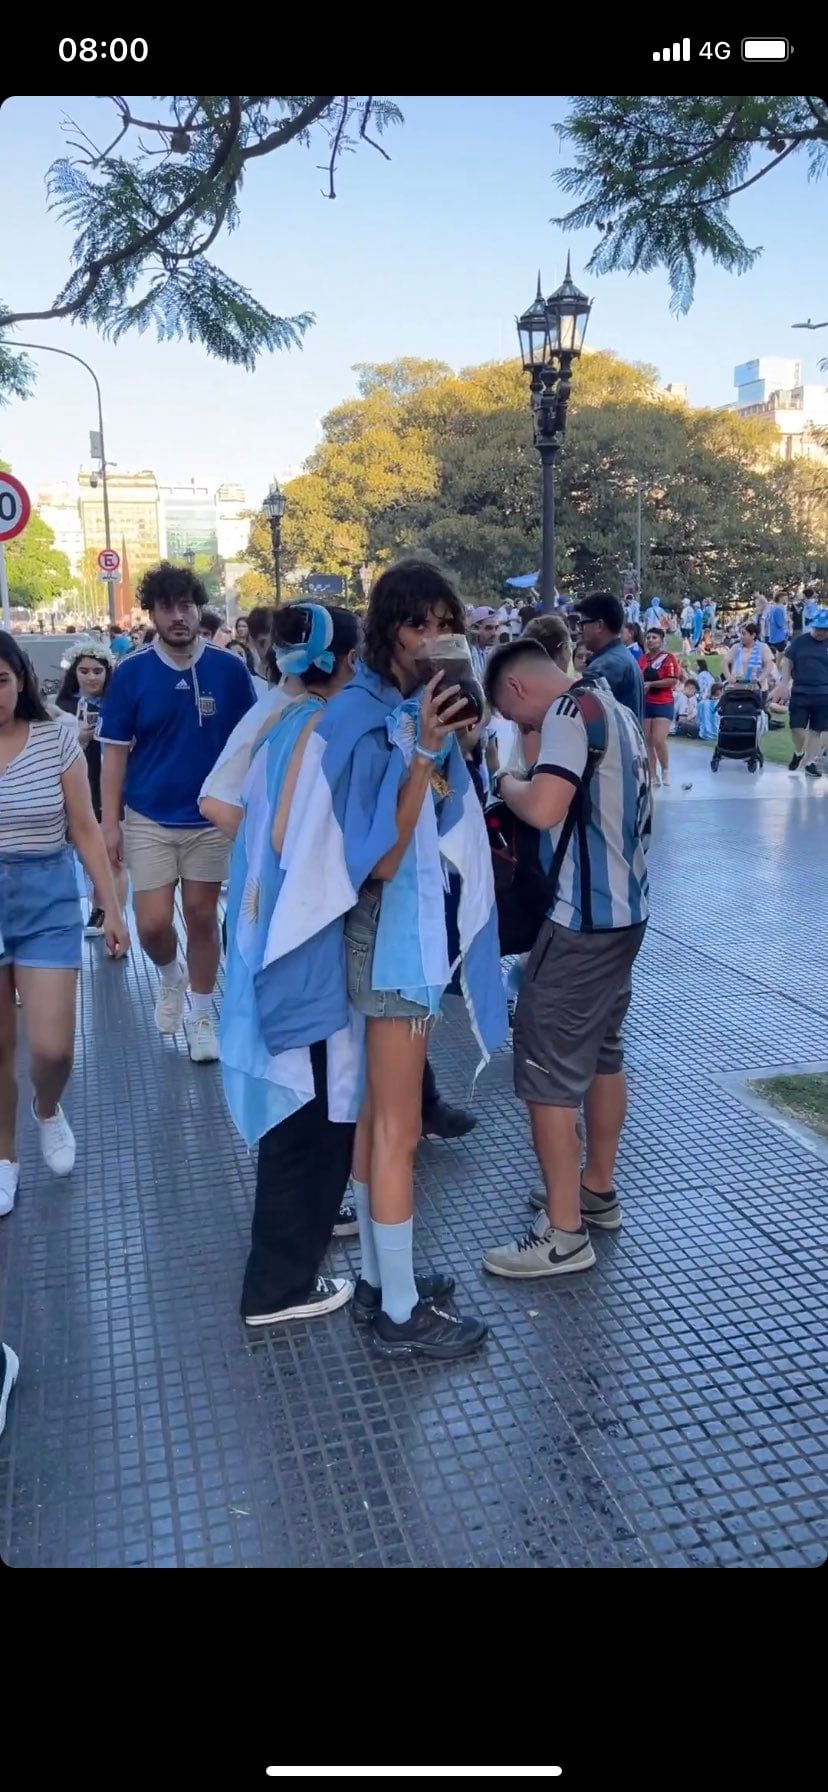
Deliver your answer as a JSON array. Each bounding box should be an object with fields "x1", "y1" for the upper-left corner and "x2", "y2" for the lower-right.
[{"x1": 175, "y1": 678, "x2": 189, "y2": 690}]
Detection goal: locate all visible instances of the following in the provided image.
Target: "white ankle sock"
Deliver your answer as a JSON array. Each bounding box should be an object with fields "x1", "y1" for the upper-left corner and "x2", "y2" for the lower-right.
[
  {"x1": 160, "y1": 958, "x2": 184, "y2": 986},
  {"x1": 189, "y1": 992, "x2": 214, "y2": 1022}
]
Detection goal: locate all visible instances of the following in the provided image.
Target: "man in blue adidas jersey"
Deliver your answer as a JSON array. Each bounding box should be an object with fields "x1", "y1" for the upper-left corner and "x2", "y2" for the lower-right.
[
  {"x1": 100, "y1": 562, "x2": 255, "y2": 1062},
  {"x1": 480, "y1": 639, "x2": 651, "y2": 1282}
]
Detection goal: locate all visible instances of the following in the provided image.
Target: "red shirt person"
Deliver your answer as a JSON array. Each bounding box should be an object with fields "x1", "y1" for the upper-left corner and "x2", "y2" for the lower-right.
[{"x1": 640, "y1": 626, "x2": 680, "y2": 787}]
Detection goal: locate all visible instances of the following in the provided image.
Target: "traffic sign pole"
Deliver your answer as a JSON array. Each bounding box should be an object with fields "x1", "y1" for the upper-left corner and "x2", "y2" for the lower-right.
[{"x1": 0, "y1": 542, "x2": 10, "y2": 630}]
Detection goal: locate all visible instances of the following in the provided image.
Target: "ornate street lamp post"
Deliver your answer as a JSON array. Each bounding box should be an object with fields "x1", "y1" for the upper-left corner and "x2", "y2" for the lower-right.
[
  {"x1": 262, "y1": 478, "x2": 287, "y2": 608},
  {"x1": 516, "y1": 256, "x2": 592, "y2": 611}
]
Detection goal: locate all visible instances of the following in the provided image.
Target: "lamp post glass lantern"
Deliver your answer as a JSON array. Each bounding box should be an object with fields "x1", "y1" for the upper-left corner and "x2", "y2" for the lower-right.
[
  {"x1": 516, "y1": 255, "x2": 592, "y2": 610},
  {"x1": 263, "y1": 478, "x2": 287, "y2": 607}
]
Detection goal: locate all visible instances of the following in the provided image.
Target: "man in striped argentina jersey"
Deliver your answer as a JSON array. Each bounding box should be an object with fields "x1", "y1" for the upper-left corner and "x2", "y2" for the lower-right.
[{"x1": 480, "y1": 639, "x2": 651, "y2": 1282}]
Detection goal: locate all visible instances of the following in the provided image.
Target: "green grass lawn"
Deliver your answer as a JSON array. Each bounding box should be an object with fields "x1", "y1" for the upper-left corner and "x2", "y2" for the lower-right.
[
  {"x1": 664, "y1": 635, "x2": 793, "y2": 766},
  {"x1": 749, "y1": 1074, "x2": 828, "y2": 1142}
]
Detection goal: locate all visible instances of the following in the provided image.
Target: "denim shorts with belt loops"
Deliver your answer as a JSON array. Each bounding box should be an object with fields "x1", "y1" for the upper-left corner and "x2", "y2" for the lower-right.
[
  {"x1": 0, "y1": 846, "x2": 83, "y2": 971},
  {"x1": 343, "y1": 885, "x2": 431, "y2": 1025}
]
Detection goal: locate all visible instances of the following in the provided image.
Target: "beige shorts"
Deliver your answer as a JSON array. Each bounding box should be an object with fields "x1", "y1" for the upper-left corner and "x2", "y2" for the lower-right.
[{"x1": 123, "y1": 807, "x2": 231, "y2": 893}]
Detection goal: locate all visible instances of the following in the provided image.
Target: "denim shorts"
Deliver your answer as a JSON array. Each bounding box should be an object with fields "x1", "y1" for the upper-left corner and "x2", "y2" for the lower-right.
[
  {"x1": 0, "y1": 847, "x2": 83, "y2": 971},
  {"x1": 344, "y1": 887, "x2": 430, "y2": 1022}
]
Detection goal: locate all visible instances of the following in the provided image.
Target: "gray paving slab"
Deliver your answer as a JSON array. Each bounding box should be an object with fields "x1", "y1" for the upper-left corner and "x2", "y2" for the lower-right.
[{"x1": 1, "y1": 785, "x2": 826, "y2": 1568}]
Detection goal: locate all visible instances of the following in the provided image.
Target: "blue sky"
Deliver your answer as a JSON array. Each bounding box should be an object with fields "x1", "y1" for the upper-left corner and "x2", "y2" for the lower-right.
[{"x1": 2, "y1": 94, "x2": 826, "y2": 503}]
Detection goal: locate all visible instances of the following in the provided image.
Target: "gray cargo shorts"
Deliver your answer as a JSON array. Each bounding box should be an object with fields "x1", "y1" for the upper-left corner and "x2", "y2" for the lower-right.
[{"x1": 513, "y1": 918, "x2": 647, "y2": 1108}]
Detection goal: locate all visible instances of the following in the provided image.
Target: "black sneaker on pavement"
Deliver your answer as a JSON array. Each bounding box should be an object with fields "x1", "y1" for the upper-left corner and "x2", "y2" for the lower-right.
[
  {"x1": 372, "y1": 1299, "x2": 488, "y2": 1360},
  {"x1": 528, "y1": 1183, "x2": 622, "y2": 1229},
  {"x1": 0, "y1": 1342, "x2": 20, "y2": 1439},
  {"x1": 352, "y1": 1270, "x2": 456, "y2": 1325},
  {"x1": 332, "y1": 1201, "x2": 359, "y2": 1238},
  {"x1": 243, "y1": 1275, "x2": 353, "y2": 1327},
  {"x1": 788, "y1": 751, "x2": 805, "y2": 772},
  {"x1": 804, "y1": 761, "x2": 823, "y2": 779},
  {"x1": 84, "y1": 907, "x2": 106, "y2": 939},
  {"x1": 421, "y1": 1099, "x2": 477, "y2": 1141}
]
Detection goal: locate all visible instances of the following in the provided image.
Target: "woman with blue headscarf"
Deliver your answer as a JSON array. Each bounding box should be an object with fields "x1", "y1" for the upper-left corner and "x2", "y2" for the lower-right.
[{"x1": 221, "y1": 603, "x2": 362, "y2": 1329}]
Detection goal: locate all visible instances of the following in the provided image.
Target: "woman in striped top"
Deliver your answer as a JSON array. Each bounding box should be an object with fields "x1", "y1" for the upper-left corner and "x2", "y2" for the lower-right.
[{"x1": 0, "y1": 633, "x2": 130, "y2": 1214}]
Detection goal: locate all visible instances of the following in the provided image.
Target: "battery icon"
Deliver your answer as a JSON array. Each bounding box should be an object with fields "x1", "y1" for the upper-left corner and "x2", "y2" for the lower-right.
[{"x1": 741, "y1": 37, "x2": 790, "y2": 60}]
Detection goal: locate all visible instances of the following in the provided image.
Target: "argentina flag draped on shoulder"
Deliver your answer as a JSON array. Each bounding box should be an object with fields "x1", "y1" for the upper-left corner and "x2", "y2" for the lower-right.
[
  {"x1": 256, "y1": 661, "x2": 508, "y2": 1066},
  {"x1": 220, "y1": 695, "x2": 365, "y2": 1147}
]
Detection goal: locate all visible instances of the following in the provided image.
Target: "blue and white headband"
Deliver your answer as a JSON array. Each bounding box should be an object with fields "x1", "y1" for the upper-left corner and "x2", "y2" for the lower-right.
[{"x1": 274, "y1": 603, "x2": 335, "y2": 676}]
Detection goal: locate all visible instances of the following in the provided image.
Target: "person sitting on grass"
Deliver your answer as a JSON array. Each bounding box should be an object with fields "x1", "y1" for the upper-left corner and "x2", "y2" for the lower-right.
[
  {"x1": 696, "y1": 659, "x2": 713, "y2": 701},
  {"x1": 673, "y1": 677, "x2": 700, "y2": 738},
  {"x1": 697, "y1": 681, "x2": 722, "y2": 741}
]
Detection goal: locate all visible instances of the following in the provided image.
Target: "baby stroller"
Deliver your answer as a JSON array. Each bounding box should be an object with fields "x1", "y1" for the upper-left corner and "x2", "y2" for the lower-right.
[{"x1": 711, "y1": 683, "x2": 765, "y2": 775}]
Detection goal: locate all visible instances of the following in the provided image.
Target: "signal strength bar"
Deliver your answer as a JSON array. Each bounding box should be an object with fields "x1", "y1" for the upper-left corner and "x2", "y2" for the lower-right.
[{"x1": 653, "y1": 38, "x2": 691, "y2": 60}]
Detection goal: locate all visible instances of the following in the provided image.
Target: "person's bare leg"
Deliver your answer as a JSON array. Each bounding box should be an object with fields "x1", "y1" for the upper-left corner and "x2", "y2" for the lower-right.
[
  {"x1": 582, "y1": 1071, "x2": 626, "y2": 1194},
  {"x1": 644, "y1": 720, "x2": 658, "y2": 781},
  {"x1": 529, "y1": 1102, "x2": 582, "y2": 1231},
  {"x1": 367, "y1": 1019, "x2": 429, "y2": 1224},
  {"x1": 352, "y1": 1098, "x2": 372, "y2": 1186},
  {"x1": 0, "y1": 968, "x2": 18, "y2": 1160},
  {"x1": 654, "y1": 718, "x2": 671, "y2": 782},
  {"x1": 134, "y1": 884, "x2": 178, "y2": 967},
  {"x1": 181, "y1": 879, "x2": 222, "y2": 995},
  {"x1": 805, "y1": 727, "x2": 828, "y2": 765},
  {"x1": 16, "y1": 967, "x2": 77, "y2": 1119}
]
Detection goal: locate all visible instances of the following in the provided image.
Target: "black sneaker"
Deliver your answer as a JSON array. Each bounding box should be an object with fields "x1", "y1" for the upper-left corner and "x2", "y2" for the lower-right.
[
  {"x1": 332, "y1": 1201, "x2": 359, "y2": 1238},
  {"x1": 804, "y1": 761, "x2": 823, "y2": 779},
  {"x1": 84, "y1": 907, "x2": 106, "y2": 938},
  {"x1": 788, "y1": 751, "x2": 805, "y2": 772},
  {"x1": 243, "y1": 1275, "x2": 353, "y2": 1327},
  {"x1": 352, "y1": 1270, "x2": 456, "y2": 1326},
  {"x1": 421, "y1": 1099, "x2": 477, "y2": 1141},
  {"x1": 0, "y1": 1342, "x2": 20, "y2": 1440},
  {"x1": 372, "y1": 1299, "x2": 488, "y2": 1360}
]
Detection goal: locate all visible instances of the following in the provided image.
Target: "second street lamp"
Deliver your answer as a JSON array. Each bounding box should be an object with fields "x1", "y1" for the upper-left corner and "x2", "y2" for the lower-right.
[
  {"x1": 262, "y1": 478, "x2": 287, "y2": 608},
  {"x1": 516, "y1": 256, "x2": 592, "y2": 612}
]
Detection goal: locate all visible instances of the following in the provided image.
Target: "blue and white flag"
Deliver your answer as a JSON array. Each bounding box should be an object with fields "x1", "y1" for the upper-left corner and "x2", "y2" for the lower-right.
[
  {"x1": 256, "y1": 661, "x2": 508, "y2": 1067},
  {"x1": 220, "y1": 695, "x2": 365, "y2": 1147}
]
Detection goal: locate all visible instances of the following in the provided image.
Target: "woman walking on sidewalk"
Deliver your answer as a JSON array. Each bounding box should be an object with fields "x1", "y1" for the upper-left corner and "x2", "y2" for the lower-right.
[
  {"x1": 56, "y1": 639, "x2": 128, "y2": 935},
  {"x1": 0, "y1": 633, "x2": 129, "y2": 1216}
]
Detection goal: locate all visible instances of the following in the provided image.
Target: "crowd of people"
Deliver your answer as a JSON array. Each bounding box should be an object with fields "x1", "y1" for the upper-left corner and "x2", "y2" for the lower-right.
[{"x1": 1, "y1": 559, "x2": 827, "y2": 1431}]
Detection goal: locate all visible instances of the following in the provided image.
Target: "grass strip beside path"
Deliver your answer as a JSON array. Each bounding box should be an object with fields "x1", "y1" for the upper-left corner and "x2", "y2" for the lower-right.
[{"x1": 749, "y1": 1074, "x2": 828, "y2": 1143}]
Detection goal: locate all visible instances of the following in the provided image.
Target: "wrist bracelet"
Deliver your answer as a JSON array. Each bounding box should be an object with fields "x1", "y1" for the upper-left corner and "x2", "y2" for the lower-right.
[{"x1": 414, "y1": 744, "x2": 441, "y2": 763}]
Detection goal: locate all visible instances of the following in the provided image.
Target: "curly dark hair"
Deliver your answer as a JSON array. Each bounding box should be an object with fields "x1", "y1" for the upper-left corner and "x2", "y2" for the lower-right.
[
  {"x1": 362, "y1": 558, "x2": 465, "y2": 682},
  {"x1": 137, "y1": 560, "x2": 209, "y2": 615}
]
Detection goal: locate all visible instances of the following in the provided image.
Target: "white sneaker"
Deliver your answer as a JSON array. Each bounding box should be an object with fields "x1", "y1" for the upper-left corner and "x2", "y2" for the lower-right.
[
  {"x1": 185, "y1": 1013, "x2": 219, "y2": 1063},
  {"x1": 0, "y1": 1160, "x2": 20, "y2": 1217},
  {"x1": 155, "y1": 971, "x2": 188, "y2": 1035},
  {"x1": 0, "y1": 1342, "x2": 20, "y2": 1439},
  {"x1": 33, "y1": 1102, "x2": 76, "y2": 1176}
]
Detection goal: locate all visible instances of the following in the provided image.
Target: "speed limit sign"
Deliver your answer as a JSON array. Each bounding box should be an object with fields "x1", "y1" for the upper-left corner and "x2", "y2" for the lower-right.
[{"x1": 0, "y1": 471, "x2": 31, "y2": 543}]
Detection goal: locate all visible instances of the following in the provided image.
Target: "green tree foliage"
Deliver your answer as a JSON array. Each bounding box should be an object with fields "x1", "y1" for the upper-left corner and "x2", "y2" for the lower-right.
[
  {"x1": 242, "y1": 354, "x2": 820, "y2": 602},
  {"x1": 0, "y1": 463, "x2": 75, "y2": 608},
  {"x1": 0, "y1": 97, "x2": 402, "y2": 400},
  {"x1": 554, "y1": 96, "x2": 828, "y2": 313}
]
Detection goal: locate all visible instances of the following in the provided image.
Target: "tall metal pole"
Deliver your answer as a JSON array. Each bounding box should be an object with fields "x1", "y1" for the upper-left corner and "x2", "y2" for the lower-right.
[
  {"x1": 0, "y1": 339, "x2": 115, "y2": 621},
  {"x1": 270, "y1": 518, "x2": 282, "y2": 608},
  {"x1": 635, "y1": 477, "x2": 642, "y2": 599},
  {"x1": 540, "y1": 450, "x2": 556, "y2": 611}
]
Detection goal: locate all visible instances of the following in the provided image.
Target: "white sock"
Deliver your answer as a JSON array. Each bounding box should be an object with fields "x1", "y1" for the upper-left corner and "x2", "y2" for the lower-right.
[
  {"x1": 189, "y1": 991, "x2": 214, "y2": 1022},
  {"x1": 160, "y1": 958, "x2": 184, "y2": 986}
]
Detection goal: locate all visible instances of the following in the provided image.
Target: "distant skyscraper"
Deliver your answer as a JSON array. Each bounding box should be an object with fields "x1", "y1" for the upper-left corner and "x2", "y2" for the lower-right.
[
  {"x1": 733, "y1": 358, "x2": 828, "y2": 462},
  {"x1": 79, "y1": 470, "x2": 161, "y2": 578},
  {"x1": 159, "y1": 480, "x2": 219, "y2": 562},
  {"x1": 36, "y1": 481, "x2": 84, "y2": 574}
]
